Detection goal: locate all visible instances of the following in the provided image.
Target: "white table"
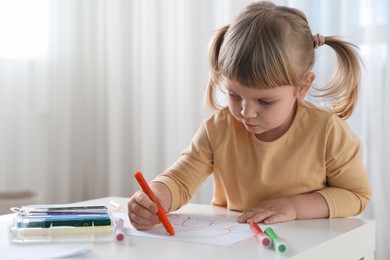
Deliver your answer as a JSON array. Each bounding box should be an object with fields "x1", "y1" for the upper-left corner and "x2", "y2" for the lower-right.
[{"x1": 1, "y1": 196, "x2": 376, "y2": 260}]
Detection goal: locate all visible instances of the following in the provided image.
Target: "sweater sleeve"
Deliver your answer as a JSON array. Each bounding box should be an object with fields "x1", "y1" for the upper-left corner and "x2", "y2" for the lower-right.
[
  {"x1": 153, "y1": 121, "x2": 214, "y2": 211},
  {"x1": 316, "y1": 115, "x2": 371, "y2": 217}
]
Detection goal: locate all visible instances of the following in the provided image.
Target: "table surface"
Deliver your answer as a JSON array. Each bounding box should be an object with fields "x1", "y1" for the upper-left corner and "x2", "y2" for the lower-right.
[{"x1": 1, "y1": 196, "x2": 376, "y2": 260}]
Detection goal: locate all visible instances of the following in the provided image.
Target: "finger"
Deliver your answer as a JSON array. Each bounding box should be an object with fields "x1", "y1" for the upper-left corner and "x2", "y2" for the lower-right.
[
  {"x1": 135, "y1": 192, "x2": 159, "y2": 213},
  {"x1": 246, "y1": 211, "x2": 273, "y2": 224},
  {"x1": 237, "y1": 210, "x2": 257, "y2": 223},
  {"x1": 129, "y1": 197, "x2": 159, "y2": 221},
  {"x1": 244, "y1": 206, "x2": 282, "y2": 223},
  {"x1": 263, "y1": 213, "x2": 291, "y2": 224},
  {"x1": 128, "y1": 193, "x2": 160, "y2": 230},
  {"x1": 130, "y1": 202, "x2": 159, "y2": 221},
  {"x1": 129, "y1": 211, "x2": 157, "y2": 230},
  {"x1": 129, "y1": 210, "x2": 159, "y2": 228}
]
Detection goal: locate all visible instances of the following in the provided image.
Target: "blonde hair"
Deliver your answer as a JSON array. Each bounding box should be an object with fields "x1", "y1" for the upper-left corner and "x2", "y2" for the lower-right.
[{"x1": 206, "y1": 1, "x2": 361, "y2": 119}]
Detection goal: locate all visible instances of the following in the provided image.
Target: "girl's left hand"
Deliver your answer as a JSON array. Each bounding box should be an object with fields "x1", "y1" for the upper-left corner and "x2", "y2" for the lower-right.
[{"x1": 237, "y1": 197, "x2": 297, "y2": 224}]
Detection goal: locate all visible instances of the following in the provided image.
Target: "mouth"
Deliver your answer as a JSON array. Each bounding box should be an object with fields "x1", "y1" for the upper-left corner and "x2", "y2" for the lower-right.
[{"x1": 244, "y1": 122, "x2": 257, "y2": 128}]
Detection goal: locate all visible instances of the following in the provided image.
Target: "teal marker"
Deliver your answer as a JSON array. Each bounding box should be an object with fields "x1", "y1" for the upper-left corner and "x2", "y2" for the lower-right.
[
  {"x1": 16, "y1": 214, "x2": 112, "y2": 228},
  {"x1": 264, "y1": 227, "x2": 287, "y2": 254}
]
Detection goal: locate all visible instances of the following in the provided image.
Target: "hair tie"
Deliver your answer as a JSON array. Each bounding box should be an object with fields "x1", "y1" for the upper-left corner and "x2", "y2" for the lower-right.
[{"x1": 313, "y1": 34, "x2": 325, "y2": 49}]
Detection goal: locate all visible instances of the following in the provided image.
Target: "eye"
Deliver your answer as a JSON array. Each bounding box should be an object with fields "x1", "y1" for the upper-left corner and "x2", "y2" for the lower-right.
[
  {"x1": 258, "y1": 100, "x2": 274, "y2": 106},
  {"x1": 228, "y1": 91, "x2": 241, "y2": 99}
]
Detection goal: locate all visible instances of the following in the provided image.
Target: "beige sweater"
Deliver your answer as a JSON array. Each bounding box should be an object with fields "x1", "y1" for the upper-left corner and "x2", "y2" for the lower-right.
[{"x1": 154, "y1": 101, "x2": 371, "y2": 218}]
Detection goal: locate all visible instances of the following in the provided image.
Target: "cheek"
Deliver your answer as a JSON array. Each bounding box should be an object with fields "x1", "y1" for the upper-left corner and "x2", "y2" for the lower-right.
[
  {"x1": 267, "y1": 103, "x2": 295, "y2": 124},
  {"x1": 260, "y1": 111, "x2": 280, "y2": 125},
  {"x1": 259, "y1": 105, "x2": 288, "y2": 124},
  {"x1": 227, "y1": 100, "x2": 240, "y2": 116}
]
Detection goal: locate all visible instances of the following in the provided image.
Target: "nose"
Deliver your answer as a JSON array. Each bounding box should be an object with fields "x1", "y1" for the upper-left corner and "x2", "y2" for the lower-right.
[{"x1": 241, "y1": 101, "x2": 257, "y2": 119}]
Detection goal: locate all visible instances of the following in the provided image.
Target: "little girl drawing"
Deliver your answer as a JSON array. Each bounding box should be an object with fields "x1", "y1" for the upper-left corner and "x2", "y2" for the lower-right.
[{"x1": 128, "y1": 1, "x2": 371, "y2": 230}]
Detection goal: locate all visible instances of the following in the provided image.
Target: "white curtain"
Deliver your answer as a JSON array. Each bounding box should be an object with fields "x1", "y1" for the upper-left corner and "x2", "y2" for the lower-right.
[{"x1": 0, "y1": 0, "x2": 388, "y2": 258}]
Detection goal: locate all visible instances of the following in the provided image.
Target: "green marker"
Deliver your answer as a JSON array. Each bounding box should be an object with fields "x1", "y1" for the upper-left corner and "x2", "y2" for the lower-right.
[{"x1": 264, "y1": 227, "x2": 288, "y2": 254}]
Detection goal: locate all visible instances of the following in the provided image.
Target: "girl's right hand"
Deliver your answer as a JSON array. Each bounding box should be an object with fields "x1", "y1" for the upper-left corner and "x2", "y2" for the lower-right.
[{"x1": 127, "y1": 191, "x2": 160, "y2": 230}]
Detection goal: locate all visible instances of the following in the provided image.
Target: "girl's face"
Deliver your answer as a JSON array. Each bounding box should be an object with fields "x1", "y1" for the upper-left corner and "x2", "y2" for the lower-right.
[{"x1": 225, "y1": 78, "x2": 305, "y2": 142}]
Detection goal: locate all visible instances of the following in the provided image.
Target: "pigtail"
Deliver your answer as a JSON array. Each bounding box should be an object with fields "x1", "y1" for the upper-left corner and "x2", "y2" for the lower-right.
[
  {"x1": 316, "y1": 36, "x2": 362, "y2": 119},
  {"x1": 205, "y1": 25, "x2": 229, "y2": 111}
]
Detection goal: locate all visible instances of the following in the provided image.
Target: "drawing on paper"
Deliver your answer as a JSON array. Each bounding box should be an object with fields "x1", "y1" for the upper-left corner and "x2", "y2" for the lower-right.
[
  {"x1": 146, "y1": 214, "x2": 238, "y2": 238},
  {"x1": 123, "y1": 213, "x2": 256, "y2": 246}
]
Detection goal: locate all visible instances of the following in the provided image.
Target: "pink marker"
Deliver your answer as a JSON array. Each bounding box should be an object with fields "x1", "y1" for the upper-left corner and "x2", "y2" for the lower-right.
[
  {"x1": 250, "y1": 222, "x2": 272, "y2": 248},
  {"x1": 115, "y1": 218, "x2": 125, "y2": 241}
]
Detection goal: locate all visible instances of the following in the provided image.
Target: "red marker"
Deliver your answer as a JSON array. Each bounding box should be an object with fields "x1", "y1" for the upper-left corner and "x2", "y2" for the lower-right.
[
  {"x1": 250, "y1": 222, "x2": 272, "y2": 248},
  {"x1": 115, "y1": 218, "x2": 125, "y2": 241},
  {"x1": 134, "y1": 171, "x2": 175, "y2": 236}
]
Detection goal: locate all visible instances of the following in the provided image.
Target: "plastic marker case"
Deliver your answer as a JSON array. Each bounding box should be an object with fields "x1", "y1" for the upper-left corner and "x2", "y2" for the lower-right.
[{"x1": 8, "y1": 205, "x2": 114, "y2": 243}]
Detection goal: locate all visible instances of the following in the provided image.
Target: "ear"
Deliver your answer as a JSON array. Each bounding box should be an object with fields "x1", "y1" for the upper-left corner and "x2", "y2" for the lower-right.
[{"x1": 296, "y1": 72, "x2": 315, "y2": 100}]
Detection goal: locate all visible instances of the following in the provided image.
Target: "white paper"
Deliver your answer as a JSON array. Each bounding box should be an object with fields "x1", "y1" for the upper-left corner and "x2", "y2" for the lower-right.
[{"x1": 115, "y1": 212, "x2": 270, "y2": 246}]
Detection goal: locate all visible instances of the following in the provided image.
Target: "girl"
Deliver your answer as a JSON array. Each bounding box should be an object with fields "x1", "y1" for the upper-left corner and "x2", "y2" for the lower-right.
[{"x1": 128, "y1": 1, "x2": 371, "y2": 230}]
